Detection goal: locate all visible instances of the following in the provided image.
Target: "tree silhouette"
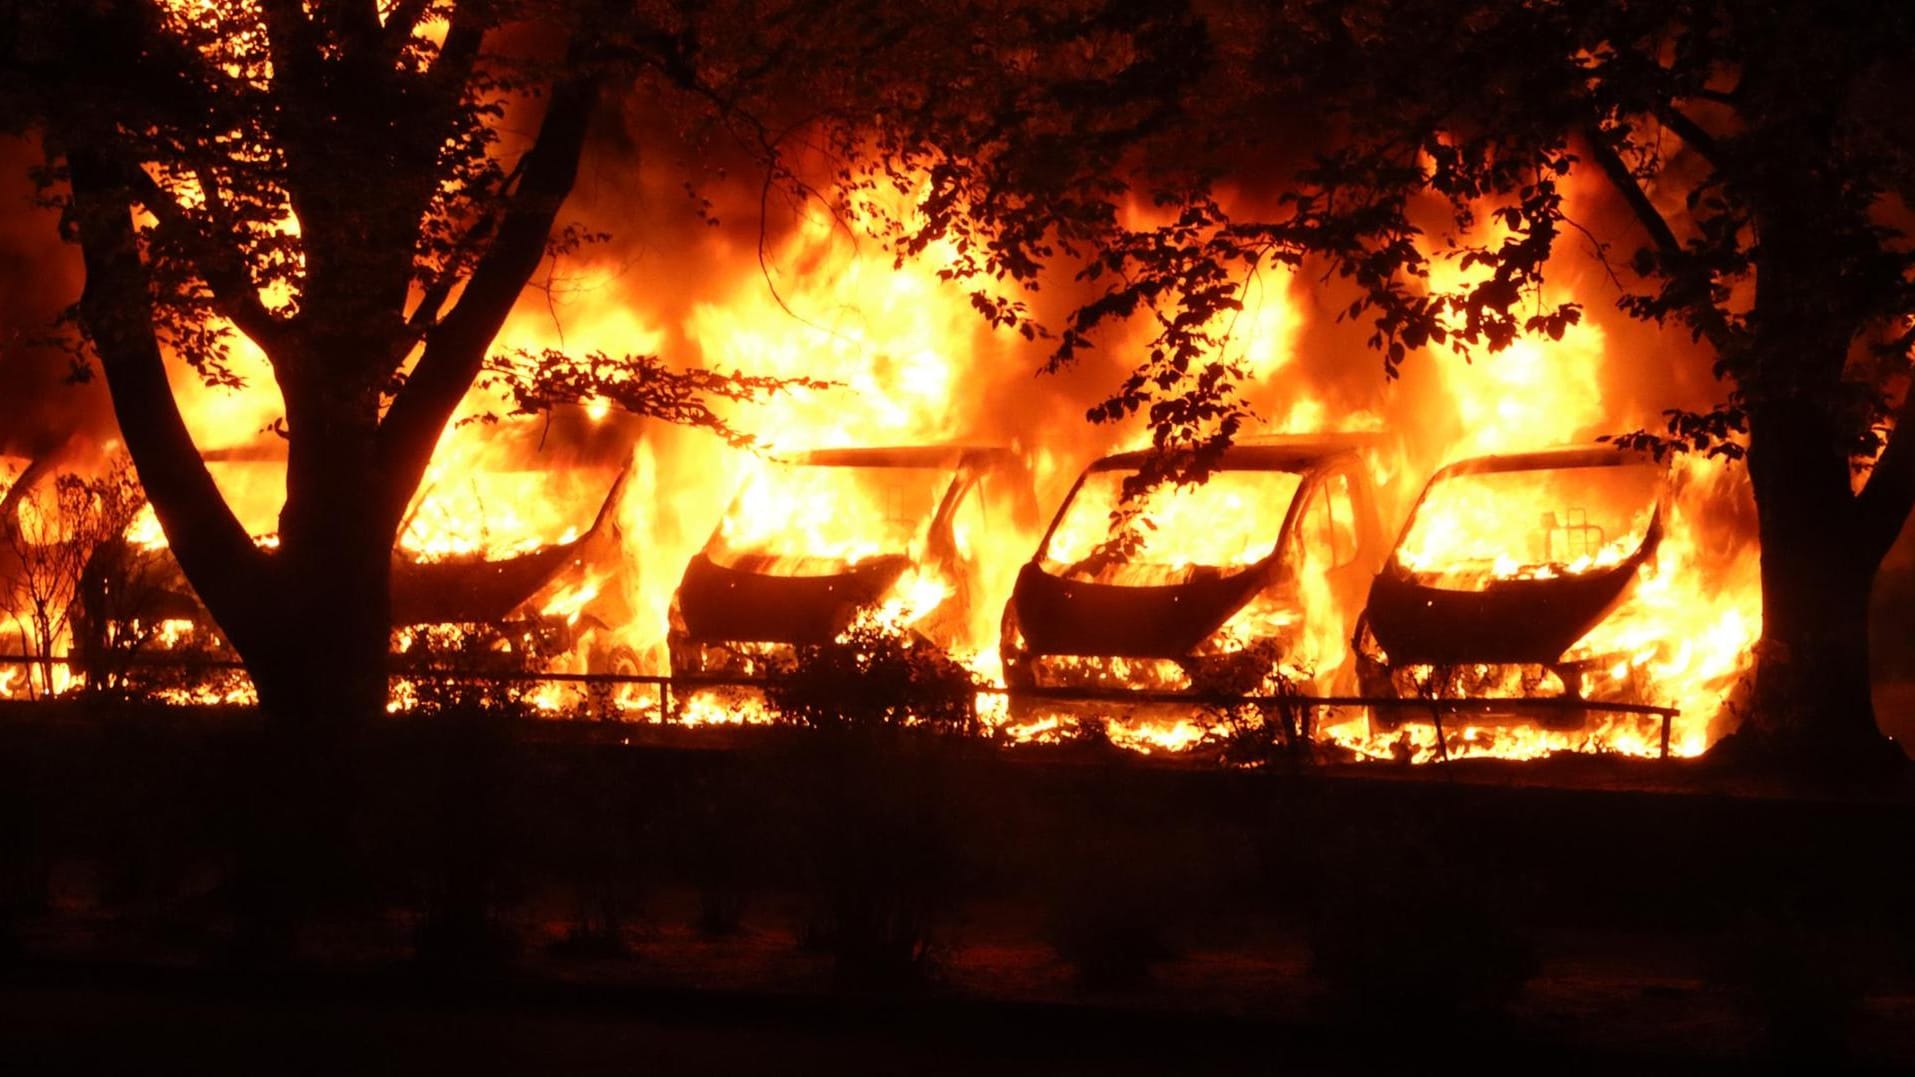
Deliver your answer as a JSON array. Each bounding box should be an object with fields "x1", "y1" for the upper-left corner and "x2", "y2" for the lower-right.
[
  {"x1": 849, "y1": 0, "x2": 1915, "y2": 768},
  {"x1": 7, "y1": 0, "x2": 1912, "y2": 774},
  {"x1": 1, "y1": 1, "x2": 825, "y2": 734}
]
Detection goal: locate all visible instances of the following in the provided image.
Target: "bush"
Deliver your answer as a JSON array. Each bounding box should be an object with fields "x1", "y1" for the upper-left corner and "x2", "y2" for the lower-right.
[
  {"x1": 765, "y1": 621, "x2": 981, "y2": 989},
  {"x1": 387, "y1": 623, "x2": 551, "y2": 970},
  {"x1": 764, "y1": 620, "x2": 980, "y2": 737}
]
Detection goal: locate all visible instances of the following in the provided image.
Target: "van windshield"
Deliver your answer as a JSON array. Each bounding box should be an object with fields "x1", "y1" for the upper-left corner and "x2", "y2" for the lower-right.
[
  {"x1": 1040, "y1": 468, "x2": 1305, "y2": 586},
  {"x1": 706, "y1": 461, "x2": 952, "y2": 576},
  {"x1": 1395, "y1": 461, "x2": 1662, "y2": 590}
]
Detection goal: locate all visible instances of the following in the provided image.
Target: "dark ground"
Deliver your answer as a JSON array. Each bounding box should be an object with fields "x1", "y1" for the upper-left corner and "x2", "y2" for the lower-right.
[
  {"x1": 4, "y1": 701, "x2": 1915, "y2": 1072},
  {"x1": 7, "y1": 954, "x2": 1899, "y2": 1076}
]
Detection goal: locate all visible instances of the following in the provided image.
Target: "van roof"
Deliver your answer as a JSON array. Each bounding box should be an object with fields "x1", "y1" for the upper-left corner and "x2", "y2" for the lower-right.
[
  {"x1": 1088, "y1": 436, "x2": 1370, "y2": 474},
  {"x1": 786, "y1": 444, "x2": 1017, "y2": 470},
  {"x1": 1428, "y1": 443, "x2": 1658, "y2": 480}
]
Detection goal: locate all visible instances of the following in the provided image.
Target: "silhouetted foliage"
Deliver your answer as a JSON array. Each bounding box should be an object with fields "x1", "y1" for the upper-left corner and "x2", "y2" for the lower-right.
[
  {"x1": 1193, "y1": 639, "x2": 1316, "y2": 768},
  {"x1": 0, "y1": 0, "x2": 847, "y2": 733},
  {"x1": 765, "y1": 622, "x2": 983, "y2": 989},
  {"x1": 391, "y1": 620, "x2": 558, "y2": 718},
  {"x1": 842, "y1": 0, "x2": 1915, "y2": 764},
  {"x1": 765, "y1": 619, "x2": 981, "y2": 737}
]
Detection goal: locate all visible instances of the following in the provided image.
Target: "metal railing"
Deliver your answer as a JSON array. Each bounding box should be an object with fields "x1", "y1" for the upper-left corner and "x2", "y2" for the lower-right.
[{"x1": 0, "y1": 652, "x2": 1681, "y2": 759}]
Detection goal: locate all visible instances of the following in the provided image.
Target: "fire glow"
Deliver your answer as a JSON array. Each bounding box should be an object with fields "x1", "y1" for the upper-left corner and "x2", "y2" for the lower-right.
[{"x1": 0, "y1": 174, "x2": 1763, "y2": 765}]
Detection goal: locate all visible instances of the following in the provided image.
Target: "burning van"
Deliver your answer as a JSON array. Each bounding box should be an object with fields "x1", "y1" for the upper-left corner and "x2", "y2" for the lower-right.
[
  {"x1": 1000, "y1": 438, "x2": 1386, "y2": 701},
  {"x1": 668, "y1": 445, "x2": 1037, "y2": 680},
  {"x1": 1353, "y1": 444, "x2": 1668, "y2": 727},
  {"x1": 65, "y1": 464, "x2": 636, "y2": 690}
]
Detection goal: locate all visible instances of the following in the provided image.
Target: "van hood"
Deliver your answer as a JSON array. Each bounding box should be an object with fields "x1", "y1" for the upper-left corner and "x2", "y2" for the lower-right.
[
  {"x1": 674, "y1": 551, "x2": 910, "y2": 645},
  {"x1": 1364, "y1": 516, "x2": 1660, "y2": 665},
  {"x1": 1008, "y1": 561, "x2": 1268, "y2": 658}
]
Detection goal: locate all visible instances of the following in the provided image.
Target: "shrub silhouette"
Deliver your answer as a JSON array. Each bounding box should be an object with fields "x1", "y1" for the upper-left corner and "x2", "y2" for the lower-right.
[
  {"x1": 391, "y1": 623, "x2": 549, "y2": 970},
  {"x1": 765, "y1": 621, "x2": 981, "y2": 989}
]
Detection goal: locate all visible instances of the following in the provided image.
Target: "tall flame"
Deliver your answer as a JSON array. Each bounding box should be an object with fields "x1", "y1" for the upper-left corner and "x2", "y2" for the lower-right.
[{"x1": 4, "y1": 156, "x2": 1766, "y2": 765}]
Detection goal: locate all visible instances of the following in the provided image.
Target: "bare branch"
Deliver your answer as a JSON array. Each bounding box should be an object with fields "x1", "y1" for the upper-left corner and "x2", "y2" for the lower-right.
[{"x1": 1558, "y1": 210, "x2": 1628, "y2": 293}]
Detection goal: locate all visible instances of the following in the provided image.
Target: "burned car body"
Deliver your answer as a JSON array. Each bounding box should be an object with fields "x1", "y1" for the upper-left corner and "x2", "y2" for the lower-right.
[
  {"x1": 668, "y1": 445, "x2": 1036, "y2": 680},
  {"x1": 390, "y1": 464, "x2": 630, "y2": 629},
  {"x1": 1354, "y1": 444, "x2": 1667, "y2": 726},
  {"x1": 67, "y1": 465, "x2": 634, "y2": 684},
  {"x1": 1001, "y1": 438, "x2": 1386, "y2": 699}
]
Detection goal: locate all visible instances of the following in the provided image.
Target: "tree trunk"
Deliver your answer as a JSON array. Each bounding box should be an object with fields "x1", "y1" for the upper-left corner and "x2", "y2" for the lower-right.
[
  {"x1": 1732, "y1": 401, "x2": 1905, "y2": 773},
  {"x1": 222, "y1": 396, "x2": 396, "y2": 944},
  {"x1": 247, "y1": 493, "x2": 392, "y2": 729},
  {"x1": 1722, "y1": 79, "x2": 1910, "y2": 774}
]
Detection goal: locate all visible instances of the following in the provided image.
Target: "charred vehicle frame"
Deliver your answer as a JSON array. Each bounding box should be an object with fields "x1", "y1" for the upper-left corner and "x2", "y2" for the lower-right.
[
  {"x1": 668, "y1": 444, "x2": 1038, "y2": 682},
  {"x1": 1354, "y1": 444, "x2": 1669, "y2": 730},
  {"x1": 1000, "y1": 438, "x2": 1387, "y2": 711}
]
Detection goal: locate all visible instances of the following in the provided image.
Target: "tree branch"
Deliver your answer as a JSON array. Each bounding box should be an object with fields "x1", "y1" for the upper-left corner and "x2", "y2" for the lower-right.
[
  {"x1": 379, "y1": 0, "x2": 435, "y2": 61},
  {"x1": 64, "y1": 143, "x2": 272, "y2": 631},
  {"x1": 122, "y1": 162, "x2": 287, "y2": 352},
  {"x1": 426, "y1": 8, "x2": 487, "y2": 97},
  {"x1": 402, "y1": 156, "x2": 528, "y2": 340},
  {"x1": 258, "y1": 0, "x2": 324, "y2": 97},
  {"x1": 375, "y1": 72, "x2": 601, "y2": 529},
  {"x1": 1655, "y1": 103, "x2": 1722, "y2": 165},
  {"x1": 1583, "y1": 123, "x2": 1736, "y2": 354},
  {"x1": 1584, "y1": 123, "x2": 1683, "y2": 259},
  {"x1": 321, "y1": 0, "x2": 383, "y2": 55}
]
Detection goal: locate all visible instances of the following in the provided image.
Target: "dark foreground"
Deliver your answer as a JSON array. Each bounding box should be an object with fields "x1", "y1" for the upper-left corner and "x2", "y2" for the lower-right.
[
  {"x1": 12, "y1": 954, "x2": 1909, "y2": 1076},
  {"x1": 3, "y1": 700, "x2": 1914, "y2": 1071}
]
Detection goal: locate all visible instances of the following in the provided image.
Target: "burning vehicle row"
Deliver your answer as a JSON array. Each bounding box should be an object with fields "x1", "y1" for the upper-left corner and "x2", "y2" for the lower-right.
[{"x1": 7, "y1": 436, "x2": 1717, "y2": 755}]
